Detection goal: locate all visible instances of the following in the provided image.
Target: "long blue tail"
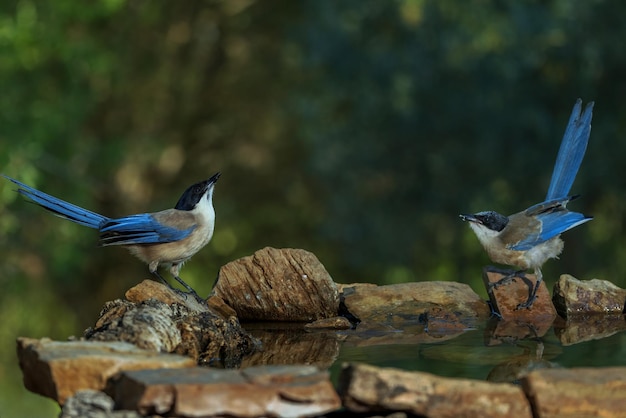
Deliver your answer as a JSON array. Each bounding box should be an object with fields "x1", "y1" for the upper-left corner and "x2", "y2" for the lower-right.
[
  {"x1": 3, "y1": 175, "x2": 108, "y2": 228},
  {"x1": 545, "y1": 99, "x2": 594, "y2": 200}
]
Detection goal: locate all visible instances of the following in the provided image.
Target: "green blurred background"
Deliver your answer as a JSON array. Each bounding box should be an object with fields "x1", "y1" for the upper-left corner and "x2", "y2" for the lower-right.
[{"x1": 1, "y1": 0, "x2": 625, "y2": 415}]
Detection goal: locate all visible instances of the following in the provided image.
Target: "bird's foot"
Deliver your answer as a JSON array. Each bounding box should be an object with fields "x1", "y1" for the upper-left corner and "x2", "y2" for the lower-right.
[
  {"x1": 516, "y1": 279, "x2": 540, "y2": 310},
  {"x1": 151, "y1": 271, "x2": 207, "y2": 305},
  {"x1": 172, "y1": 275, "x2": 207, "y2": 305},
  {"x1": 186, "y1": 290, "x2": 207, "y2": 305},
  {"x1": 487, "y1": 300, "x2": 502, "y2": 318},
  {"x1": 515, "y1": 295, "x2": 537, "y2": 310}
]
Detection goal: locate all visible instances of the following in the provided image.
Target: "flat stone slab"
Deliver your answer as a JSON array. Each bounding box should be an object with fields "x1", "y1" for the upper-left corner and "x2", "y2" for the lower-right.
[
  {"x1": 522, "y1": 367, "x2": 626, "y2": 417},
  {"x1": 114, "y1": 364, "x2": 341, "y2": 417},
  {"x1": 341, "y1": 281, "x2": 490, "y2": 327},
  {"x1": 339, "y1": 363, "x2": 532, "y2": 418},
  {"x1": 17, "y1": 337, "x2": 195, "y2": 405}
]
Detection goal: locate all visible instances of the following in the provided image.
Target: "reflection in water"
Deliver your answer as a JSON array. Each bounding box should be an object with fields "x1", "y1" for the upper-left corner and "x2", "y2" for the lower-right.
[
  {"x1": 241, "y1": 322, "x2": 341, "y2": 369},
  {"x1": 240, "y1": 320, "x2": 626, "y2": 385}
]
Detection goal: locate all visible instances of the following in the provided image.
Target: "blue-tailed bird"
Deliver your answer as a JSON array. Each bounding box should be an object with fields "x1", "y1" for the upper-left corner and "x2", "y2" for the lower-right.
[
  {"x1": 460, "y1": 99, "x2": 594, "y2": 308},
  {"x1": 3, "y1": 172, "x2": 221, "y2": 303}
]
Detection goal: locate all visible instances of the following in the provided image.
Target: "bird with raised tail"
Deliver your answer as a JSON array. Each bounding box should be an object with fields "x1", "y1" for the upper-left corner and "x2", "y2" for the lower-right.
[{"x1": 460, "y1": 99, "x2": 594, "y2": 309}]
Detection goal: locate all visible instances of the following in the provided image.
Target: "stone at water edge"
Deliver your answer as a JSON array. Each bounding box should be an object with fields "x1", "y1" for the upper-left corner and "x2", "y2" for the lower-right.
[
  {"x1": 114, "y1": 365, "x2": 341, "y2": 417},
  {"x1": 60, "y1": 390, "x2": 142, "y2": 418},
  {"x1": 483, "y1": 267, "x2": 556, "y2": 320},
  {"x1": 86, "y1": 285, "x2": 258, "y2": 365},
  {"x1": 17, "y1": 338, "x2": 195, "y2": 405},
  {"x1": 339, "y1": 363, "x2": 532, "y2": 418},
  {"x1": 522, "y1": 367, "x2": 626, "y2": 418},
  {"x1": 552, "y1": 274, "x2": 626, "y2": 317},
  {"x1": 340, "y1": 281, "x2": 490, "y2": 326},
  {"x1": 212, "y1": 247, "x2": 339, "y2": 321}
]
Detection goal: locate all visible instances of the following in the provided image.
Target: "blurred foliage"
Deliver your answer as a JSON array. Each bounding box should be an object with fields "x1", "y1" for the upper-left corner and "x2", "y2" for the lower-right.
[{"x1": 1, "y1": 0, "x2": 626, "y2": 415}]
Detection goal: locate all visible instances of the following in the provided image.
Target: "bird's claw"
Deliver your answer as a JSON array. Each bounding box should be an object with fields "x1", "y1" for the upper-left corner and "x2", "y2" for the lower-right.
[{"x1": 516, "y1": 297, "x2": 536, "y2": 310}]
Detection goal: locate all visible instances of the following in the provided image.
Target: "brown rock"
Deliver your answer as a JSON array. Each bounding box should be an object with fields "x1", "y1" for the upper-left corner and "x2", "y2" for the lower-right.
[
  {"x1": 522, "y1": 367, "x2": 626, "y2": 417},
  {"x1": 86, "y1": 292, "x2": 258, "y2": 366},
  {"x1": 114, "y1": 365, "x2": 341, "y2": 417},
  {"x1": 341, "y1": 281, "x2": 490, "y2": 327},
  {"x1": 17, "y1": 337, "x2": 195, "y2": 405},
  {"x1": 339, "y1": 363, "x2": 532, "y2": 418},
  {"x1": 552, "y1": 274, "x2": 626, "y2": 317},
  {"x1": 60, "y1": 390, "x2": 142, "y2": 418},
  {"x1": 90, "y1": 299, "x2": 182, "y2": 352},
  {"x1": 207, "y1": 294, "x2": 238, "y2": 318},
  {"x1": 125, "y1": 279, "x2": 208, "y2": 313},
  {"x1": 484, "y1": 268, "x2": 557, "y2": 320},
  {"x1": 336, "y1": 282, "x2": 378, "y2": 293},
  {"x1": 212, "y1": 247, "x2": 339, "y2": 321}
]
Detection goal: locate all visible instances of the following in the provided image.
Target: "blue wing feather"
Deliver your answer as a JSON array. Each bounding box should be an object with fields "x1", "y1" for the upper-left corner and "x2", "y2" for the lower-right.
[
  {"x1": 99, "y1": 214, "x2": 194, "y2": 246},
  {"x1": 545, "y1": 100, "x2": 594, "y2": 200},
  {"x1": 510, "y1": 211, "x2": 592, "y2": 251}
]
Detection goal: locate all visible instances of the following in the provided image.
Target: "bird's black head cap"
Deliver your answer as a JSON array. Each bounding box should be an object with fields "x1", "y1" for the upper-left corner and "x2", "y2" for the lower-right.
[
  {"x1": 459, "y1": 211, "x2": 509, "y2": 232},
  {"x1": 175, "y1": 172, "x2": 221, "y2": 211}
]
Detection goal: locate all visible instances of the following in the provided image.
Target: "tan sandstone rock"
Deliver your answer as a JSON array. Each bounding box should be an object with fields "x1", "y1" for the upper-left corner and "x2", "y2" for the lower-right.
[{"x1": 212, "y1": 247, "x2": 339, "y2": 321}]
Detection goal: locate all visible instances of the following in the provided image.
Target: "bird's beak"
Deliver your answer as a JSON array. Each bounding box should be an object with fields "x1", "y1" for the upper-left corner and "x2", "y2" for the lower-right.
[
  {"x1": 459, "y1": 213, "x2": 479, "y2": 223},
  {"x1": 208, "y1": 172, "x2": 221, "y2": 185}
]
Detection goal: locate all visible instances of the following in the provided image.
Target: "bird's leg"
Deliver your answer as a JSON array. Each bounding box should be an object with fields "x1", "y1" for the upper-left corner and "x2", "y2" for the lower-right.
[
  {"x1": 172, "y1": 275, "x2": 205, "y2": 303},
  {"x1": 488, "y1": 269, "x2": 527, "y2": 290},
  {"x1": 170, "y1": 264, "x2": 206, "y2": 304},
  {"x1": 516, "y1": 268, "x2": 542, "y2": 309},
  {"x1": 150, "y1": 264, "x2": 206, "y2": 305},
  {"x1": 151, "y1": 270, "x2": 173, "y2": 287}
]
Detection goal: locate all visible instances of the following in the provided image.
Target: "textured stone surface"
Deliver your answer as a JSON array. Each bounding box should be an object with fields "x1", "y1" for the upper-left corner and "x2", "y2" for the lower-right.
[
  {"x1": 60, "y1": 390, "x2": 141, "y2": 418},
  {"x1": 125, "y1": 279, "x2": 208, "y2": 313},
  {"x1": 114, "y1": 365, "x2": 341, "y2": 417},
  {"x1": 341, "y1": 281, "x2": 490, "y2": 327},
  {"x1": 212, "y1": 247, "x2": 339, "y2": 321},
  {"x1": 522, "y1": 367, "x2": 626, "y2": 418},
  {"x1": 483, "y1": 268, "x2": 557, "y2": 320},
  {"x1": 339, "y1": 363, "x2": 532, "y2": 418},
  {"x1": 552, "y1": 274, "x2": 626, "y2": 317},
  {"x1": 17, "y1": 337, "x2": 195, "y2": 405},
  {"x1": 86, "y1": 281, "x2": 258, "y2": 366}
]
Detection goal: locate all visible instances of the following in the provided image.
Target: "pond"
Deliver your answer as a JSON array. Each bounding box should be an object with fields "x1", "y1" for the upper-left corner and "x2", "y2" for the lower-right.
[{"x1": 241, "y1": 318, "x2": 626, "y2": 385}]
